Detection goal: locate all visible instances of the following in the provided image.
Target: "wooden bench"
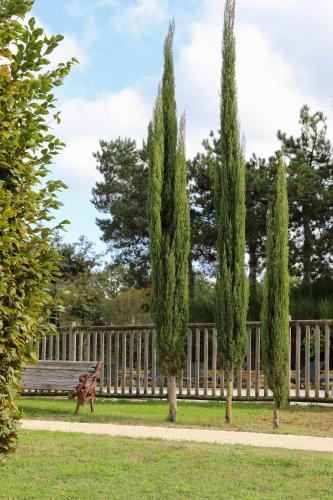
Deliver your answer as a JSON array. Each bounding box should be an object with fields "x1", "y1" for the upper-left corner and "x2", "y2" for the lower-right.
[{"x1": 21, "y1": 360, "x2": 103, "y2": 415}]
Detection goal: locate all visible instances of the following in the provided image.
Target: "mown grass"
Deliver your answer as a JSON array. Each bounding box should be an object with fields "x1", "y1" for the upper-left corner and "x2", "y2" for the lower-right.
[
  {"x1": 18, "y1": 398, "x2": 333, "y2": 437},
  {"x1": 1, "y1": 430, "x2": 333, "y2": 499}
]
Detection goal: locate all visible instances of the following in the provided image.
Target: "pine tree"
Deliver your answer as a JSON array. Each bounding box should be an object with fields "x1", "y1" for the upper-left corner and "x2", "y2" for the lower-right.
[
  {"x1": 261, "y1": 159, "x2": 289, "y2": 429},
  {"x1": 215, "y1": 0, "x2": 248, "y2": 424},
  {"x1": 148, "y1": 22, "x2": 190, "y2": 423},
  {"x1": 278, "y1": 105, "x2": 333, "y2": 287}
]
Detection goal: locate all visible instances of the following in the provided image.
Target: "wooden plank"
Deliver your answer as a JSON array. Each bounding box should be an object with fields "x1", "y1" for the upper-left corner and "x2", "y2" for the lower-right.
[
  {"x1": 62, "y1": 332, "x2": 66, "y2": 361},
  {"x1": 115, "y1": 331, "x2": 119, "y2": 396},
  {"x1": 151, "y1": 330, "x2": 156, "y2": 396},
  {"x1": 86, "y1": 333, "x2": 91, "y2": 361},
  {"x1": 255, "y1": 326, "x2": 260, "y2": 398},
  {"x1": 187, "y1": 329, "x2": 192, "y2": 396},
  {"x1": 69, "y1": 322, "x2": 76, "y2": 361},
  {"x1": 195, "y1": 328, "x2": 200, "y2": 396},
  {"x1": 55, "y1": 334, "x2": 60, "y2": 361},
  {"x1": 247, "y1": 327, "x2": 252, "y2": 397},
  {"x1": 136, "y1": 331, "x2": 141, "y2": 395},
  {"x1": 93, "y1": 331, "x2": 97, "y2": 361},
  {"x1": 26, "y1": 361, "x2": 98, "y2": 369},
  {"x1": 42, "y1": 337, "x2": 46, "y2": 360},
  {"x1": 295, "y1": 323, "x2": 301, "y2": 398},
  {"x1": 48, "y1": 335, "x2": 53, "y2": 361},
  {"x1": 98, "y1": 331, "x2": 105, "y2": 395},
  {"x1": 78, "y1": 331, "x2": 83, "y2": 361},
  {"x1": 305, "y1": 325, "x2": 311, "y2": 398},
  {"x1": 144, "y1": 330, "x2": 149, "y2": 395},
  {"x1": 129, "y1": 331, "x2": 134, "y2": 395},
  {"x1": 315, "y1": 325, "x2": 320, "y2": 398},
  {"x1": 212, "y1": 328, "x2": 217, "y2": 397},
  {"x1": 288, "y1": 324, "x2": 291, "y2": 398},
  {"x1": 325, "y1": 325, "x2": 330, "y2": 399},
  {"x1": 72, "y1": 330, "x2": 77, "y2": 362},
  {"x1": 122, "y1": 331, "x2": 127, "y2": 395},
  {"x1": 22, "y1": 361, "x2": 100, "y2": 391},
  {"x1": 107, "y1": 332, "x2": 112, "y2": 394},
  {"x1": 35, "y1": 339, "x2": 40, "y2": 360},
  {"x1": 204, "y1": 328, "x2": 208, "y2": 396}
]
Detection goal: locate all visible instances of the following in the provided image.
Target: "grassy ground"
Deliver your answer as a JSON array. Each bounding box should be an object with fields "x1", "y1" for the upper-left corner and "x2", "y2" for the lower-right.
[
  {"x1": 18, "y1": 398, "x2": 333, "y2": 437},
  {"x1": 1, "y1": 430, "x2": 332, "y2": 499}
]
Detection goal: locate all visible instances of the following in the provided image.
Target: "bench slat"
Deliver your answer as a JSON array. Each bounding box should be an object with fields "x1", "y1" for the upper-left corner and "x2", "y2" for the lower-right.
[{"x1": 21, "y1": 361, "x2": 100, "y2": 391}]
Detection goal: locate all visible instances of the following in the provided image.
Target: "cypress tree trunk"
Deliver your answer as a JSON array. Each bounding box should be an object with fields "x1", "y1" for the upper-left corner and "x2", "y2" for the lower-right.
[
  {"x1": 273, "y1": 405, "x2": 280, "y2": 429},
  {"x1": 215, "y1": 0, "x2": 248, "y2": 424},
  {"x1": 148, "y1": 22, "x2": 190, "y2": 424},
  {"x1": 225, "y1": 372, "x2": 233, "y2": 424},
  {"x1": 167, "y1": 375, "x2": 177, "y2": 423},
  {"x1": 261, "y1": 158, "x2": 289, "y2": 430}
]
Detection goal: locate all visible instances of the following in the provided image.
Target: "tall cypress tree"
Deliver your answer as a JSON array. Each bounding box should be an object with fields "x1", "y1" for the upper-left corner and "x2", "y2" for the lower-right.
[
  {"x1": 261, "y1": 158, "x2": 289, "y2": 429},
  {"x1": 148, "y1": 22, "x2": 190, "y2": 423},
  {"x1": 215, "y1": 0, "x2": 248, "y2": 424}
]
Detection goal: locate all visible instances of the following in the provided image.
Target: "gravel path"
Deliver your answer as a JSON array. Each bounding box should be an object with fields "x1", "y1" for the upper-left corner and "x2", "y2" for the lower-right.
[{"x1": 21, "y1": 419, "x2": 333, "y2": 453}]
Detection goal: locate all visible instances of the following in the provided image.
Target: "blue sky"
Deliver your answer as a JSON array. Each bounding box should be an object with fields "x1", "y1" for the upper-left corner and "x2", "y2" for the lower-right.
[{"x1": 31, "y1": 0, "x2": 333, "y2": 254}]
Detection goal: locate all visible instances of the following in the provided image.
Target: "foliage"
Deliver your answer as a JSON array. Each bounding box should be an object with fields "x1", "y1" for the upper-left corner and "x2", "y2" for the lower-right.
[
  {"x1": 188, "y1": 140, "x2": 217, "y2": 276},
  {"x1": 278, "y1": 105, "x2": 333, "y2": 286},
  {"x1": 57, "y1": 276, "x2": 106, "y2": 326},
  {"x1": 91, "y1": 138, "x2": 150, "y2": 288},
  {"x1": 215, "y1": 0, "x2": 248, "y2": 422},
  {"x1": 104, "y1": 288, "x2": 151, "y2": 325},
  {"x1": 148, "y1": 22, "x2": 190, "y2": 377},
  {"x1": 56, "y1": 236, "x2": 99, "y2": 280},
  {"x1": 261, "y1": 159, "x2": 289, "y2": 415},
  {"x1": 54, "y1": 237, "x2": 134, "y2": 326},
  {"x1": 189, "y1": 274, "x2": 215, "y2": 323},
  {"x1": 0, "y1": 0, "x2": 75, "y2": 456}
]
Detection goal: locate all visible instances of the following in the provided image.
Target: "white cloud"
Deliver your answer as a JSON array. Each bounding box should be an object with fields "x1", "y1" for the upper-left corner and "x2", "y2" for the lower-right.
[
  {"x1": 53, "y1": 87, "x2": 151, "y2": 188},
  {"x1": 175, "y1": 0, "x2": 333, "y2": 159},
  {"x1": 53, "y1": 0, "x2": 333, "y2": 192},
  {"x1": 112, "y1": 0, "x2": 169, "y2": 36}
]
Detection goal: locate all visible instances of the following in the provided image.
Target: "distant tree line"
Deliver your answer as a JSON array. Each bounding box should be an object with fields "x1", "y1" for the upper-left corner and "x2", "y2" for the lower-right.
[{"x1": 90, "y1": 106, "x2": 333, "y2": 320}]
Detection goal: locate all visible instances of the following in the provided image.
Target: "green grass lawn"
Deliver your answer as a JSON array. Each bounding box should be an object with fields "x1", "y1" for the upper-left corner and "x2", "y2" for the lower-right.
[
  {"x1": 1, "y1": 430, "x2": 332, "y2": 499},
  {"x1": 18, "y1": 397, "x2": 333, "y2": 437}
]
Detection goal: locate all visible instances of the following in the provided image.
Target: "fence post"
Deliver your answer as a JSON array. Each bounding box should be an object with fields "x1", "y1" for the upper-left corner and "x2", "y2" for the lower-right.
[
  {"x1": 255, "y1": 326, "x2": 260, "y2": 398},
  {"x1": 187, "y1": 329, "x2": 192, "y2": 396},
  {"x1": 315, "y1": 325, "x2": 321, "y2": 398},
  {"x1": 212, "y1": 328, "x2": 217, "y2": 398},
  {"x1": 246, "y1": 327, "x2": 251, "y2": 397},
  {"x1": 69, "y1": 321, "x2": 76, "y2": 361},
  {"x1": 295, "y1": 323, "x2": 301, "y2": 398},
  {"x1": 325, "y1": 325, "x2": 330, "y2": 399}
]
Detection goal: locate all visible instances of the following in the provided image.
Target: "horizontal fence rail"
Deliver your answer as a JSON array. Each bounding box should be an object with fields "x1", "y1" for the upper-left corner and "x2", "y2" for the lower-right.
[{"x1": 29, "y1": 320, "x2": 333, "y2": 403}]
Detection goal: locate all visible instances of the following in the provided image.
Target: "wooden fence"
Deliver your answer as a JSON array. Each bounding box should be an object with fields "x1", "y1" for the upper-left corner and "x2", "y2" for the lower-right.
[{"x1": 32, "y1": 320, "x2": 333, "y2": 402}]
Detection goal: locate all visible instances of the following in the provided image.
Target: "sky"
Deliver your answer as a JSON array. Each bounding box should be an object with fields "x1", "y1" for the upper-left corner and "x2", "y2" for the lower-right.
[{"x1": 32, "y1": 0, "x2": 333, "y2": 254}]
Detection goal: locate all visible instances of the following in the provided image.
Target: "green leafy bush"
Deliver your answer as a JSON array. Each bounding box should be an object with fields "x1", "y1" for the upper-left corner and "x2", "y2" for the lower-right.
[{"x1": 0, "y1": 0, "x2": 75, "y2": 457}]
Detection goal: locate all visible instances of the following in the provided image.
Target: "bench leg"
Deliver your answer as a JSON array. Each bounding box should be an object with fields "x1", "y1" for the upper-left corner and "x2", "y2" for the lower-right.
[
  {"x1": 74, "y1": 396, "x2": 81, "y2": 416},
  {"x1": 90, "y1": 394, "x2": 95, "y2": 414}
]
